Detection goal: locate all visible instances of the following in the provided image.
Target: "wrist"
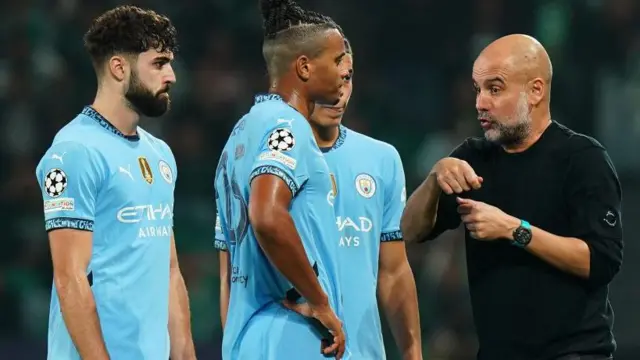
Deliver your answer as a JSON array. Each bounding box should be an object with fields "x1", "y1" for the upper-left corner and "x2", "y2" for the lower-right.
[
  {"x1": 508, "y1": 218, "x2": 533, "y2": 248},
  {"x1": 308, "y1": 293, "x2": 330, "y2": 309},
  {"x1": 504, "y1": 215, "x2": 521, "y2": 240}
]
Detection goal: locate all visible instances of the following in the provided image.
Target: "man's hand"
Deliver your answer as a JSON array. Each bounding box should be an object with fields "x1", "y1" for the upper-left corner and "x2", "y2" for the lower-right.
[
  {"x1": 281, "y1": 300, "x2": 346, "y2": 359},
  {"x1": 431, "y1": 157, "x2": 483, "y2": 194},
  {"x1": 456, "y1": 197, "x2": 520, "y2": 240}
]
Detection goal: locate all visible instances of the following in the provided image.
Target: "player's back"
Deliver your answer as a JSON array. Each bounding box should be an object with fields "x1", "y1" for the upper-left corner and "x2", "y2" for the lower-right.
[
  {"x1": 36, "y1": 107, "x2": 176, "y2": 359},
  {"x1": 215, "y1": 94, "x2": 344, "y2": 360},
  {"x1": 322, "y1": 126, "x2": 407, "y2": 359}
]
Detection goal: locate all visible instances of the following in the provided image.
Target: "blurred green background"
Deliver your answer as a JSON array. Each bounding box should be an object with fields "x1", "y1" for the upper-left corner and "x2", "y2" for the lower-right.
[{"x1": 1, "y1": 0, "x2": 639, "y2": 358}]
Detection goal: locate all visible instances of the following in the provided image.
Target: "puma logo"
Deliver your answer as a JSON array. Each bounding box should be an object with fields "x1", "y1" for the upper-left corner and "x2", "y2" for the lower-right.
[
  {"x1": 119, "y1": 165, "x2": 133, "y2": 180},
  {"x1": 51, "y1": 152, "x2": 66, "y2": 164}
]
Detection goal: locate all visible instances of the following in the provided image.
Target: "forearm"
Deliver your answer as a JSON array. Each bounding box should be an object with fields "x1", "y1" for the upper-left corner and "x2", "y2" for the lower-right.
[
  {"x1": 219, "y1": 260, "x2": 230, "y2": 329},
  {"x1": 169, "y1": 270, "x2": 195, "y2": 360},
  {"x1": 55, "y1": 273, "x2": 109, "y2": 360},
  {"x1": 254, "y1": 209, "x2": 328, "y2": 307},
  {"x1": 401, "y1": 174, "x2": 441, "y2": 243},
  {"x1": 506, "y1": 218, "x2": 591, "y2": 278},
  {"x1": 378, "y1": 263, "x2": 422, "y2": 359}
]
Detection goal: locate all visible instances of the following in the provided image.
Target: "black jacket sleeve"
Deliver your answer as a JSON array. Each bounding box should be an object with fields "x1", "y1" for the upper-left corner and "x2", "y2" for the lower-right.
[
  {"x1": 423, "y1": 140, "x2": 472, "y2": 241},
  {"x1": 565, "y1": 145, "x2": 623, "y2": 288}
]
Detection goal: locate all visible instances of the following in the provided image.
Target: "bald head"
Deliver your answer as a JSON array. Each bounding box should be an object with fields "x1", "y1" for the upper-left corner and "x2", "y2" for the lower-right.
[
  {"x1": 472, "y1": 34, "x2": 553, "y2": 149},
  {"x1": 478, "y1": 34, "x2": 552, "y2": 88}
]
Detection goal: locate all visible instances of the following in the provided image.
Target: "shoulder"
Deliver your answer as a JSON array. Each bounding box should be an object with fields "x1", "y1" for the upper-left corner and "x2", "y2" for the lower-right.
[
  {"x1": 345, "y1": 127, "x2": 402, "y2": 163},
  {"x1": 552, "y1": 122, "x2": 606, "y2": 154},
  {"x1": 249, "y1": 103, "x2": 312, "y2": 139},
  {"x1": 139, "y1": 128, "x2": 175, "y2": 159},
  {"x1": 36, "y1": 139, "x2": 106, "y2": 187},
  {"x1": 450, "y1": 136, "x2": 496, "y2": 160},
  {"x1": 344, "y1": 128, "x2": 405, "y2": 193},
  {"x1": 53, "y1": 115, "x2": 106, "y2": 149},
  {"x1": 550, "y1": 123, "x2": 616, "y2": 177}
]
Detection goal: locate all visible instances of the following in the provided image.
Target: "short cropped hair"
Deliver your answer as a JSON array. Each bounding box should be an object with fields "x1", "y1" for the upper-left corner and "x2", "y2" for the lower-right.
[{"x1": 344, "y1": 37, "x2": 352, "y2": 55}]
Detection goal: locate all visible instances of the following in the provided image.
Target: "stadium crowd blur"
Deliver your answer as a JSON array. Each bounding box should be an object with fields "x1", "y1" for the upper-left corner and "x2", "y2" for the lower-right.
[{"x1": 1, "y1": 0, "x2": 639, "y2": 358}]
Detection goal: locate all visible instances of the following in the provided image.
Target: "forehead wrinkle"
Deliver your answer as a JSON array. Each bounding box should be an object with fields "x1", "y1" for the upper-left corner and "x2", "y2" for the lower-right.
[{"x1": 473, "y1": 54, "x2": 530, "y2": 86}]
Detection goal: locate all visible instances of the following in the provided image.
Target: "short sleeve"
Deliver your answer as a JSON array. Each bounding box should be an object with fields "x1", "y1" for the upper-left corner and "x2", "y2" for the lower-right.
[
  {"x1": 162, "y1": 140, "x2": 178, "y2": 184},
  {"x1": 380, "y1": 148, "x2": 406, "y2": 242},
  {"x1": 160, "y1": 140, "x2": 177, "y2": 227},
  {"x1": 423, "y1": 140, "x2": 472, "y2": 241},
  {"x1": 214, "y1": 208, "x2": 228, "y2": 252},
  {"x1": 35, "y1": 142, "x2": 104, "y2": 232},
  {"x1": 249, "y1": 119, "x2": 311, "y2": 197},
  {"x1": 565, "y1": 145, "x2": 623, "y2": 287}
]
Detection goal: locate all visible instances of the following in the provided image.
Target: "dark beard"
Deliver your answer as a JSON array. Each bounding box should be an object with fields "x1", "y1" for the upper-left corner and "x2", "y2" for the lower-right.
[
  {"x1": 488, "y1": 121, "x2": 530, "y2": 147},
  {"x1": 125, "y1": 71, "x2": 170, "y2": 117}
]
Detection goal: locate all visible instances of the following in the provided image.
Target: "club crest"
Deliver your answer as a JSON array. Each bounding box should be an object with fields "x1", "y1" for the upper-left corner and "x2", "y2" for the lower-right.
[{"x1": 355, "y1": 173, "x2": 376, "y2": 198}]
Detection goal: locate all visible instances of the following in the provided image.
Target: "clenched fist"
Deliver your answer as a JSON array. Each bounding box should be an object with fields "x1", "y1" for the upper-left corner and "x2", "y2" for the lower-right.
[{"x1": 431, "y1": 157, "x2": 483, "y2": 195}]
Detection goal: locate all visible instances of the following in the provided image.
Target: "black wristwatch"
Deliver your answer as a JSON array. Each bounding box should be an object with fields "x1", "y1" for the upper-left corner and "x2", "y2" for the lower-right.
[{"x1": 511, "y1": 220, "x2": 532, "y2": 248}]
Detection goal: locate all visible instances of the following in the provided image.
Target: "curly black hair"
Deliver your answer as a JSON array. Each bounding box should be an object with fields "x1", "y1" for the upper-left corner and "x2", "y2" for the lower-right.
[
  {"x1": 83, "y1": 6, "x2": 178, "y2": 70},
  {"x1": 259, "y1": 0, "x2": 343, "y2": 79}
]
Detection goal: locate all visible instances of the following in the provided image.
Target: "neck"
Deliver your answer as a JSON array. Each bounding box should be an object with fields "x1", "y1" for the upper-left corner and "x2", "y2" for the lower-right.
[
  {"x1": 502, "y1": 112, "x2": 552, "y2": 153},
  {"x1": 269, "y1": 80, "x2": 314, "y2": 120},
  {"x1": 312, "y1": 124, "x2": 341, "y2": 148},
  {"x1": 92, "y1": 86, "x2": 140, "y2": 136}
]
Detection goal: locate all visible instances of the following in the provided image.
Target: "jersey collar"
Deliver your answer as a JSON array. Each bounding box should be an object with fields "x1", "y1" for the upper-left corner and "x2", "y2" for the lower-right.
[
  {"x1": 320, "y1": 125, "x2": 347, "y2": 153},
  {"x1": 254, "y1": 93, "x2": 284, "y2": 104},
  {"x1": 81, "y1": 106, "x2": 140, "y2": 142},
  {"x1": 253, "y1": 94, "x2": 347, "y2": 152}
]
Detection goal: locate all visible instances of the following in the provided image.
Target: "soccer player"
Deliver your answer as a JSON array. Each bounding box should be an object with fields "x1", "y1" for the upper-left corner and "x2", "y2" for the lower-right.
[
  {"x1": 401, "y1": 34, "x2": 622, "y2": 360},
  {"x1": 218, "y1": 39, "x2": 423, "y2": 359},
  {"x1": 35, "y1": 6, "x2": 195, "y2": 360},
  {"x1": 213, "y1": 0, "x2": 349, "y2": 359},
  {"x1": 311, "y1": 39, "x2": 422, "y2": 360}
]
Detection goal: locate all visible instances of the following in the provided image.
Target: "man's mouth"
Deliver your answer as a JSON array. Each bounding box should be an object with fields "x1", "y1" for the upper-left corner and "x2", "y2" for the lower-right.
[
  {"x1": 479, "y1": 118, "x2": 492, "y2": 129},
  {"x1": 322, "y1": 105, "x2": 344, "y2": 114}
]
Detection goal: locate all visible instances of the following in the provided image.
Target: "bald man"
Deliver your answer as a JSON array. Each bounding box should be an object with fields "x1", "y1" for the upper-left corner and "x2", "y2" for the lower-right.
[{"x1": 401, "y1": 34, "x2": 622, "y2": 360}]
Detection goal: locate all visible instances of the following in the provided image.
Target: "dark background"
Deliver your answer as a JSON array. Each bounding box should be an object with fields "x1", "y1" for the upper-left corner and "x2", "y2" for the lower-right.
[{"x1": 1, "y1": 0, "x2": 638, "y2": 358}]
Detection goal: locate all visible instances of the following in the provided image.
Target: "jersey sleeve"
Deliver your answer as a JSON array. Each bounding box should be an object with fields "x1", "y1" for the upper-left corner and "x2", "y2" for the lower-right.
[
  {"x1": 423, "y1": 140, "x2": 472, "y2": 241},
  {"x1": 35, "y1": 142, "x2": 104, "y2": 232},
  {"x1": 160, "y1": 139, "x2": 178, "y2": 227},
  {"x1": 380, "y1": 147, "x2": 406, "y2": 242},
  {"x1": 249, "y1": 119, "x2": 311, "y2": 197},
  {"x1": 214, "y1": 207, "x2": 228, "y2": 252},
  {"x1": 565, "y1": 145, "x2": 623, "y2": 288}
]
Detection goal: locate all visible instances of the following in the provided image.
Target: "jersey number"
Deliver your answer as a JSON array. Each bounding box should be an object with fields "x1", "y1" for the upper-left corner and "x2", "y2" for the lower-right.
[{"x1": 216, "y1": 151, "x2": 249, "y2": 247}]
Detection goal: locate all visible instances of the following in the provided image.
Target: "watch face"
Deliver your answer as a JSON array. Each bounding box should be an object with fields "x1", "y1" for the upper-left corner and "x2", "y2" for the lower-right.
[{"x1": 514, "y1": 227, "x2": 532, "y2": 245}]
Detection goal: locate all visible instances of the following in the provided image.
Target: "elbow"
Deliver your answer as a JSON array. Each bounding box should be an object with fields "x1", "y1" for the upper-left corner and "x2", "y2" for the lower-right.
[
  {"x1": 53, "y1": 268, "x2": 83, "y2": 289},
  {"x1": 401, "y1": 229, "x2": 424, "y2": 244},
  {"x1": 585, "y1": 241, "x2": 623, "y2": 288},
  {"x1": 170, "y1": 257, "x2": 180, "y2": 274},
  {"x1": 586, "y1": 259, "x2": 622, "y2": 288},
  {"x1": 248, "y1": 200, "x2": 283, "y2": 238},
  {"x1": 53, "y1": 269, "x2": 90, "y2": 302},
  {"x1": 400, "y1": 213, "x2": 432, "y2": 244}
]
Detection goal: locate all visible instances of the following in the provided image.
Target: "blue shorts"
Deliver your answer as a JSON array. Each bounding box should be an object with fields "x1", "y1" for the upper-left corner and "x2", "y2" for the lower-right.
[{"x1": 224, "y1": 303, "x2": 346, "y2": 360}]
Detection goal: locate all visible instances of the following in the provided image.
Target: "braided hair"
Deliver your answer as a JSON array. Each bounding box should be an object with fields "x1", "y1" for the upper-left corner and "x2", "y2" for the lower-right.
[{"x1": 260, "y1": 0, "x2": 342, "y2": 79}]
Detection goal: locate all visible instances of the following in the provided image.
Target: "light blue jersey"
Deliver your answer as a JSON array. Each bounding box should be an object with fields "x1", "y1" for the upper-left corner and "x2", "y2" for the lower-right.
[
  {"x1": 214, "y1": 94, "x2": 345, "y2": 360},
  {"x1": 35, "y1": 107, "x2": 176, "y2": 360},
  {"x1": 322, "y1": 126, "x2": 406, "y2": 359}
]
